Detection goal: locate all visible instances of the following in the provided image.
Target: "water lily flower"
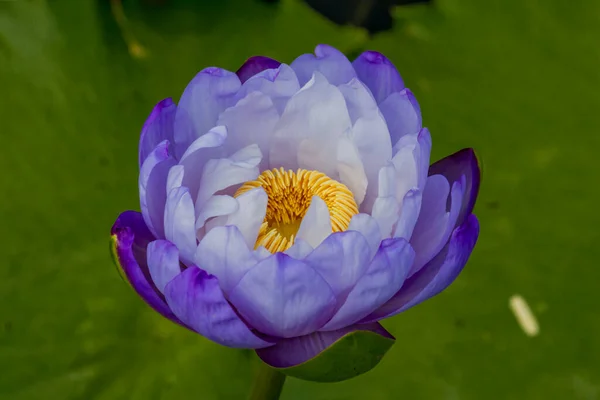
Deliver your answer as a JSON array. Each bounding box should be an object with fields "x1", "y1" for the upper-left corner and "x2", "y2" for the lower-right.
[{"x1": 111, "y1": 45, "x2": 480, "y2": 380}]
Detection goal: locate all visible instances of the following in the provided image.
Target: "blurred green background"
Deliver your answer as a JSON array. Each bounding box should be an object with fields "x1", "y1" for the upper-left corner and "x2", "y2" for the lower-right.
[{"x1": 1, "y1": 0, "x2": 599, "y2": 399}]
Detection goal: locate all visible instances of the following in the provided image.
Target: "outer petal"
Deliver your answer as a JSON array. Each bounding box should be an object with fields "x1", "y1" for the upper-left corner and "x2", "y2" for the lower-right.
[
  {"x1": 236, "y1": 55, "x2": 281, "y2": 83},
  {"x1": 110, "y1": 211, "x2": 182, "y2": 325},
  {"x1": 379, "y1": 89, "x2": 422, "y2": 145},
  {"x1": 173, "y1": 68, "x2": 241, "y2": 158},
  {"x1": 139, "y1": 140, "x2": 176, "y2": 239},
  {"x1": 147, "y1": 239, "x2": 182, "y2": 294},
  {"x1": 363, "y1": 214, "x2": 479, "y2": 322},
  {"x1": 257, "y1": 322, "x2": 393, "y2": 368},
  {"x1": 352, "y1": 51, "x2": 404, "y2": 104},
  {"x1": 291, "y1": 44, "x2": 356, "y2": 86},
  {"x1": 229, "y1": 253, "x2": 337, "y2": 338},
  {"x1": 320, "y1": 238, "x2": 414, "y2": 331},
  {"x1": 304, "y1": 231, "x2": 371, "y2": 298},
  {"x1": 139, "y1": 98, "x2": 176, "y2": 167},
  {"x1": 410, "y1": 176, "x2": 463, "y2": 276},
  {"x1": 269, "y1": 72, "x2": 352, "y2": 176},
  {"x1": 164, "y1": 267, "x2": 273, "y2": 348},
  {"x1": 429, "y1": 148, "x2": 481, "y2": 228}
]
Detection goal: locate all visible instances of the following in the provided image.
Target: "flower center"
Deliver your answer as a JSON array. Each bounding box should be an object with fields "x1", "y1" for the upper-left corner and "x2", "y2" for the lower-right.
[{"x1": 234, "y1": 168, "x2": 359, "y2": 253}]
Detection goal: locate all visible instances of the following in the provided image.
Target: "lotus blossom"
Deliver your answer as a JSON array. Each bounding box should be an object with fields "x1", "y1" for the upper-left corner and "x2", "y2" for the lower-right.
[{"x1": 110, "y1": 45, "x2": 480, "y2": 372}]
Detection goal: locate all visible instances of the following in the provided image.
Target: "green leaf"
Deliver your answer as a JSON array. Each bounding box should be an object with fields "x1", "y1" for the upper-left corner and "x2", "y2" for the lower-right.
[{"x1": 277, "y1": 328, "x2": 395, "y2": 383}]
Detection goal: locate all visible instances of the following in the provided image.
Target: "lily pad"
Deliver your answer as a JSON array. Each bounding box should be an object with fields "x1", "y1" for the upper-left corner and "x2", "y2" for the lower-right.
[{"x1": 277, "y1": 328, "x2": 395, "y2": 383}]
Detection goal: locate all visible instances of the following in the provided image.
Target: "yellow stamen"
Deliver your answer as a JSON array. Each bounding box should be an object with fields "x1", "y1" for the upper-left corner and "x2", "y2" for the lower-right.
[{"x1": 234, "y1": 168, "x2": 359, "y2": 253}]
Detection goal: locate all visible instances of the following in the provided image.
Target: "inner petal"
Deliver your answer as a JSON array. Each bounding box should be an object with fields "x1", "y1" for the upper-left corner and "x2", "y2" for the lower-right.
[{"x1": 234, "y1": 168, "x2": 359, "y2": 253}]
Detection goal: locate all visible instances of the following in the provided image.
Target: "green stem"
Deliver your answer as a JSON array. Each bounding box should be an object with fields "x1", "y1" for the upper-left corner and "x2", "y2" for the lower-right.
[{"x1": 249, "y1": 362, "x2": 286, "y2": 400}]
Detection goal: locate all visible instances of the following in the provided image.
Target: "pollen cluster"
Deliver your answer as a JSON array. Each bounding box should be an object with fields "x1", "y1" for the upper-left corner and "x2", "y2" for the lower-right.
[{"x1": 234, "y1": 168, "x2": 359, "y2": 253}]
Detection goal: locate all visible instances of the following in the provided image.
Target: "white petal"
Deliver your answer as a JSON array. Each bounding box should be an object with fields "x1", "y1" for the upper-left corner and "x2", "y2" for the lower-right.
[
  {"x1": 178, "y1": 126, "x2": 228, "y2": 206},
  {"x1": 371, "y1": 197, "x2": 400, "y2": 239},
  {"x1": 236, "y1": 64, "x2": 300, "y2": 114},
  {"x1": 391, "y1": 133, "x2": 419, "y2": 202},
  {"x1": 352, "y1": 115, "x2": 393, "y2": 213},
  {"x1": 296, "y1": 196, "x2": 332, "y2": 249},
  {"x1": 284, "y1": 239, "x2": 314, "y2": 260},
  {"x1": 195, "y1": 144, "x2": 262, "y2": 211},
  {"x1": 166, "y1": 165, "x2": 185, "y2": 194},
  {"x1": 195, "y1": 226, "x2": 258, "y2": 293},
  {"x1": 216, "y1": 92, "x2": 280, "y2": 170},
  {"x1": 180, "y1": 125, "x2": 228, "y2": 162},
  {"x1": 393, "y1": 189, "x2": 422, "y2": 240},
  {"x1": 195, "y1": 195, "x2": 239, "y2": 230},
  {"x1": 336, "y1": 132, "x2": 368, "y2": 206},
  {"x1": 269, "y1": 72, "x2": 351, "y2": 175},
  {"x1": 337, "y1": 77, "x2": 378, "y2": 123},
  {"x1": 225, "y1": 187, "x2": 268, "y2": 250},
  {"x1": 164, "y1": 187, "x2": 197, "y2": 264},
  {"x1": 370, "y1": 163, "x2": 400, "y2": 238},
  {"x1": 347, "y1": 213, "x2": 382, "y2": 260}
]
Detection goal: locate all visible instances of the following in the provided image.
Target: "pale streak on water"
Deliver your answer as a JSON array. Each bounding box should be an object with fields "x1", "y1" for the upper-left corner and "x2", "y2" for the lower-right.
[{"x1": 509, "y1": 294, "x2": 540, "y2": 337}]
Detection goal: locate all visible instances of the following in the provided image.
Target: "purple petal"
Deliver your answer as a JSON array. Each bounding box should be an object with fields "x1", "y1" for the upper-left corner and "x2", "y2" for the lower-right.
[
  {"x1": 139, "y1": 140, "x2": 176, "y2": 239},
  {"x1": 304, "y1": 230, "x2": 371, "y2": 298},
  {"x1": 379, "y1": 89, "x2": 422, "y2": 145},
  {"x1": 236, "y1": 56, "x2": 281, "y2": 84},
  {"x1": 352, "y1": 51, "x2": 405, "y2": 104},
  {"x1": 139, "y1": 98, "x2": 177, "y2": 167},
  {"x1": 257, "y1": 322, "x2": 393, "y2": 368},
  {"x1": 110, "y1": 211, "x2": 182, "y2": 325},
  {"x1": 410, "y1": 175, "x2": 463, "y2": 276},
  {"x1": 173, "y1": 68, "x2": 241, "y2": 158},
  {"x1": 229, "y1": 253, "x2": 337, "y2": 338},
  {"x1": 164, "y1": 267, "x2": 274, "y2": 348},
  {"x1": 147, "y1": 239, "x2": 182, "y2": 294},
  {"x1": 416, "y1": 128, "x2": 432, "y2": 191},
  {"x1": 362, "y1": 214, "x2": 480, "y2": 322},
  {"x1": 320, "y1": 238, "x2": 415, "y2": 331},
  {"x1": 429, "y1": 148, "x2": 481, "y2": 228},
  {"x1": 291, "y1": 44, "x2": 356, "y2": 86}
]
